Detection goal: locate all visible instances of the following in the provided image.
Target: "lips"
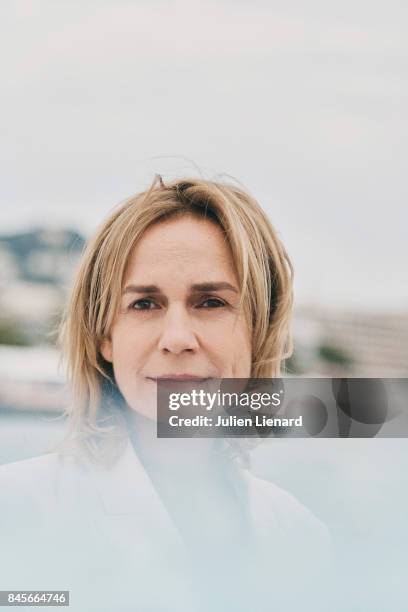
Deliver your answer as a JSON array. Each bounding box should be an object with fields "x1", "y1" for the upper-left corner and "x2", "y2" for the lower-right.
[{"x1": 147, "y1": 374, "x2": 211, "y2": 382}]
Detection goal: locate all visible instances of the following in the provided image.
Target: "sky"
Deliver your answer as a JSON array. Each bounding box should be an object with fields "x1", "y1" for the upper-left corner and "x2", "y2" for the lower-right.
[{"x1": 1, "y1": 0, "x2": 407, "y2": 311}]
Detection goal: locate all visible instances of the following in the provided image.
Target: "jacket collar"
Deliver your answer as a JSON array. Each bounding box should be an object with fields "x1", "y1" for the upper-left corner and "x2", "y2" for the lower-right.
[
  {"x1": 88, "y1": 437, "x2": 173, "y2": 518},
  {"x1": 87, "y1": 435, "x2": 250, "y2": 518}
]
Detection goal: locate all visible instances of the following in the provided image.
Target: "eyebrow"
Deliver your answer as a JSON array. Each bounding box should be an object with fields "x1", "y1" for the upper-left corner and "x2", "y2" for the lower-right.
[{"x1": 122, "y1": 282, "x2": 239, "y2": 295}]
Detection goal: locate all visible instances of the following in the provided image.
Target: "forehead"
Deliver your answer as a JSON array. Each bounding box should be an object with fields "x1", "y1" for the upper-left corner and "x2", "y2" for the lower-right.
[{"x1": 126, "y1": 215, "x2": 236, "y2": 277}]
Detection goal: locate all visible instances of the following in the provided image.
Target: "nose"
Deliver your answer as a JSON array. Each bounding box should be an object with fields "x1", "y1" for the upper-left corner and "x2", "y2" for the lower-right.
[{"x1": 158, "y1": 304, "x2": 200, "y2": 355}]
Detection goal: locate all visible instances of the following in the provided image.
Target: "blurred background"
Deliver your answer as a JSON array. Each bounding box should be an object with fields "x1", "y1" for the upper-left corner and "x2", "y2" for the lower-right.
[
  {"x1": 0, "y1": 2, "x2": 407, "y2": 608},
  {"x1": 1, "y1": 0, "x2": 407, "y2": 443}
]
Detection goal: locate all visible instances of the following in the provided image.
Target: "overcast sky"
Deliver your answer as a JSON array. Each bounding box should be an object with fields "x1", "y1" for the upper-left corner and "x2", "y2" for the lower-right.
[{"x1": 1, "y1": 0, "x2": 407, "y2": 311}]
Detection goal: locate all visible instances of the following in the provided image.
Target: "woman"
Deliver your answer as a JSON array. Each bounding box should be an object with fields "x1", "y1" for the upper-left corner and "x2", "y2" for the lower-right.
[{"x1": 0, "y1": 176, "x2": 330, "y2": 612}]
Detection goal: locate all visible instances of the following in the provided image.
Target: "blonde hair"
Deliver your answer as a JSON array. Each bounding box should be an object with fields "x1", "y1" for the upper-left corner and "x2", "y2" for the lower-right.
[{"x1": 59, "y1": 176, "x2": 293, "y2": 458}]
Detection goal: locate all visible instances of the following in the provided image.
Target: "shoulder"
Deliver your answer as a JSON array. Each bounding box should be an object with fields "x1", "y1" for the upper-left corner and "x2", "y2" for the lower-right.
[
  {"x1": 0, "y1": 452, "x2": 83, "y2": 492},
  {"x1": 0, "y1": 453, "x2": 61, "y2": 483},
  {"x1": 247, "y1": 471, "x2": 327, "y2": 527},
  {"x1": 0, "y1": 454, "x2": 61, "y2": 503},
  {"x1": 243, "y1": 469, "x2": 331, "y2": 549},
  {"x1": 242, "y1": 469, "x2": 332, "y2": 593},
  {"x1": 0, "y1": 452, "x2": 88, "y2": 523},
  {"x1": 242, "y1": 470, "x2": 333, "y2": 605}
]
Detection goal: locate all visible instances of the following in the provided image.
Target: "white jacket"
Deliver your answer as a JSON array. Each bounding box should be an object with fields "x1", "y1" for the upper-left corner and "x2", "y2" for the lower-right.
[{"x1": 0, "y1": 440, "x2": 331, "y2": 612}]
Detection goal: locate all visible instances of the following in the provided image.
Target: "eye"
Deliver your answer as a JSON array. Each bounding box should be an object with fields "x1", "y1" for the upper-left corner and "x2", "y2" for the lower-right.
[
  {"x1": 198, "y1": 297, "x2": 226, "y2": 309},
  {"x1": 129, "y1": 298, "x2": 159, "y2": 311}
]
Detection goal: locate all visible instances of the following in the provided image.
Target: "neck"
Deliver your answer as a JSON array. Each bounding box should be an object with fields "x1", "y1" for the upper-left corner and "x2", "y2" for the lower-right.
[{"x1": 124, "y1": 409, "x2": 230, "y2": 479}]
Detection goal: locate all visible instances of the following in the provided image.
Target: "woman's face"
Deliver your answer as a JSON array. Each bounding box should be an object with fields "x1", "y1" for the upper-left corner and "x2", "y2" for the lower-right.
[{"x1": 100, "y1": 214, "x2": 252, "y2": 418}]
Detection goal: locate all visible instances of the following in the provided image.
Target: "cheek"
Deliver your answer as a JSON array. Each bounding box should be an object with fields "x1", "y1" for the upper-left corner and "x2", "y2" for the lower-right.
[
  {"x1": 233, "y1": 336, "x2": 252, "y2": 376},
  {"x1": 235, "y1": 320, "x2": 252, "y2": 372},
  {"x1": 110, "y1": 328, "x2": 144, "y2": 384},
  {"x1": 216, "y1": 320, "x2": 252, "y2": 376},
  {"x1": 109, "y1": 328, "x2": 155, "y2": 414},
  {"x1": 111, "y1": 322, "x2": 150, "y2": 362}
]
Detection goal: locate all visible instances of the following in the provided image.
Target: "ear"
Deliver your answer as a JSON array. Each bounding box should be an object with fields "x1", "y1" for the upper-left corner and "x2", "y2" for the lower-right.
[{"x1": 100, "y1": 337, "x2": 113, "y2": 363}]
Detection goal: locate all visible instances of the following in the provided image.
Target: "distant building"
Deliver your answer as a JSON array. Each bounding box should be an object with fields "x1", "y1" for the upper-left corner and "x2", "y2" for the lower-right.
[
  {"x1": 0, "y1": 228, "x2": 85, "y2": 344},
  {"x1": 0, "y1": 228, "x2": 85, "y2": 287},
  {"x1": 292, "y1": 305, "x2": 408, "y2": 377},
  {"x1": 0, "y1": 280, "x2": 61, "y2": 325},
  {"x1": 0, "y1": 345, "x2": 68, "y2": 413}
]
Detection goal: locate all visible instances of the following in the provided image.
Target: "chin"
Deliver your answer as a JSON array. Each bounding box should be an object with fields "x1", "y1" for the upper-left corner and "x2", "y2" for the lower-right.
[{"x1": 122, "y1": 387, "x2": 156, "y2": 413}]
